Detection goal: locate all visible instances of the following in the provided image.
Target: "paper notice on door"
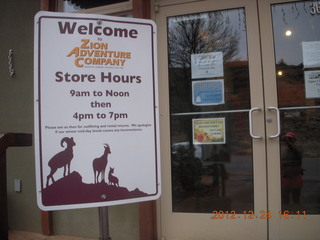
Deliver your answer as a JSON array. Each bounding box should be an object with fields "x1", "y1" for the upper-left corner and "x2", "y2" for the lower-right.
[
  {"x1": 304, "y1": 70, "x2": 320, "y2": 98},
  {"x1": 192, "y1": 79, "x2": 224, "y2": 106},
  {"x1": 302, "y1": 41, "x2": 320, "y2": 68},
  {"x1": 193, "y1": 118, "x2": 226, "y2": 145},
  {"x1": 191, "y1": 52, "x2": 223, "y2": 79}
]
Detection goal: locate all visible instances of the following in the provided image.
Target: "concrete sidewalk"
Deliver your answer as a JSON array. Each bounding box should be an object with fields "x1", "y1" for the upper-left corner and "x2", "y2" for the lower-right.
[{"x1": 9, "y1": 230, "x2": 96, "y2": 240}]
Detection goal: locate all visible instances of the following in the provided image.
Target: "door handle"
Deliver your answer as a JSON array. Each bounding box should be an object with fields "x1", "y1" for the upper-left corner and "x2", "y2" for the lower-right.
[
  {"x1": 267, "y1": 107, "x2": 280, "y2": 139},
  {"x1": 249, "y1": 107, "x2": 262, "y2": 139}
]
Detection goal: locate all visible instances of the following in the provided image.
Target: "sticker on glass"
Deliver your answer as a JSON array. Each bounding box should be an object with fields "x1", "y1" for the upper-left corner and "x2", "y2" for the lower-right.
[
  {"x1": 193, "y1": 118, "x2": 226, "y2": 145},
  {"x1": 191, "y1": 52, "x2": 223, "y2": 79},
  {"x1": 302, "y1": 41, "x2": 320, "y2": 68},
  {"x1": 192, "y1": 79, "x2": 224, "y2": 106},
  {"x1": 304, "y1": 70, "x2": 320, "y2": 98}
]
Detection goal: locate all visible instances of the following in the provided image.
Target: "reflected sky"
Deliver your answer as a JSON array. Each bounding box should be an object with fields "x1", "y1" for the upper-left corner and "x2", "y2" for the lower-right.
[
  {"x1": 63, "y1": 1, "x2": 83, "y2": 12},
  {"x1": 168, "y1": 8, "x2": 248, "y2": 63},
  {"x1": 271, "y1": 2, "x2": 320, "y2": 65}
]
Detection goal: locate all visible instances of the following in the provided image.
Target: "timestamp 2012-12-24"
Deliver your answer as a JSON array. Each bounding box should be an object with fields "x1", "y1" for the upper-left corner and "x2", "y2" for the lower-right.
[{"x1": 211, "y1": 210, "x2": 307, "y2": 220}]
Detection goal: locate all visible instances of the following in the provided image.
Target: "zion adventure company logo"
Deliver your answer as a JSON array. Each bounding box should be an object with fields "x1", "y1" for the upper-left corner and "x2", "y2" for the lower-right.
[{"x1": 66, "y1": 39, "x2": 132, "y2": 68}]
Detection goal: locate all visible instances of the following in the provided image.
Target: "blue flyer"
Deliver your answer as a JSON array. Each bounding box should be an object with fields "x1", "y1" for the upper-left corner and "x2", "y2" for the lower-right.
[{"x1": 192, "y1": 79, "x2": 224, "y2": 106}]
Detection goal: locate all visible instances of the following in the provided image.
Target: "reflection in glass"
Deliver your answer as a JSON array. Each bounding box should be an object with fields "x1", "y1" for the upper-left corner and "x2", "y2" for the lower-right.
[
  {"x1": 62, "y1": 0, "x2": 129, "y2": 11},
  {"x1": 167, "y1": 8, "x2": 253, "y2": 213},
  {"x1": 272, "y1": 1, "x2": 320, "y2": 213}
]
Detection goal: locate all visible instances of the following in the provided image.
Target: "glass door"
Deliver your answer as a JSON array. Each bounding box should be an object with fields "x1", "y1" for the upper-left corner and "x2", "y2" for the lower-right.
[
  {"x1": 157, "y1": 0, "x2": 268, "y2": 239},
  {"x1": 260, "y1": 0, "x2": 320, "y2": 239},
  {"x1": 157, "y1": 0, "x2": 320, "y2": 239}
]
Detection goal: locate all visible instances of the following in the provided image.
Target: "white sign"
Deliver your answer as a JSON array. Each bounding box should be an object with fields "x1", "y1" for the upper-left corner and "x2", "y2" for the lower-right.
[
  {"x1": 304, "y1": 70, "x2": 320, "y2": 98},
  {"x1": 34, "y1": 11, "x2": 160, "y2": 210},
  {"x1": 302, "y1": 41, "x2": 320, "y2": 68},
  {"x1": 191, "y1": 52, "x2": 224, "y2": 79}
]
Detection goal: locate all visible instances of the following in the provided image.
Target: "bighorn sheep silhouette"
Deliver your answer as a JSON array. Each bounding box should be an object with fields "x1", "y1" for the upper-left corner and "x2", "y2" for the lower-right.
[
  {"x1": 46, "y1": 137, "x2": 76, "y2": 187},
  {"x1": 93, "y1": 144, "x2": 111, "y2": 183},
  {"x1": 108, "y1": 167, "x2": 119, "y2": 187}
]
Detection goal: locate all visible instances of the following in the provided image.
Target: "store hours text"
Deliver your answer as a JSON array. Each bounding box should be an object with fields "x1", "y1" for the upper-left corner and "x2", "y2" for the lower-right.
[
  {"x1": 55, "y1": 71, "x2": 142, "y2": 84},
  {"x1": 73, "y1": 112, "x2": 128, "y2": 121},
  {"x1": 70, "y1": 89, "x2": 129, "y2": 122}
]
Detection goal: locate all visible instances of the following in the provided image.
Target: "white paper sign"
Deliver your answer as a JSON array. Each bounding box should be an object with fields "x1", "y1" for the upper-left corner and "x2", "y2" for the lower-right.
[
  {"x1": 34, "y1": 11, "x2": 160, "y2": 210},
  {"x1": 302, "y1": 41, "x2": 320, "y2": 68},
  {"x1": 191, "y1": 52, "x2": 224, "y2": 79},
  {"x1": 304, "y1": 70, "x2": 320, "y2": 98}
]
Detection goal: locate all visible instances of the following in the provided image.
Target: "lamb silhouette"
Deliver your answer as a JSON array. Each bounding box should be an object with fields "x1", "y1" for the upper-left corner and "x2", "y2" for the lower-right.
[
  {"x1": 108, "y1": 167, "x2": 119, "y2": 187},
  {"x1": 46, "y1": 137, "x2": 76, "y2": 187},
  {"x1": 93, "y1": 144, "x2": 111, "y2": 183}
]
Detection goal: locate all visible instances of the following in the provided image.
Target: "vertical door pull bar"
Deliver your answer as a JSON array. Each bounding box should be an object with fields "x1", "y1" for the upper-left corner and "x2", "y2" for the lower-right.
[
  {"x1": 267, "y1": 107, "x2": 280, "y2": 139},
  {"x1": 249, "y1": 107, "x2": 262, "y2": 139}
]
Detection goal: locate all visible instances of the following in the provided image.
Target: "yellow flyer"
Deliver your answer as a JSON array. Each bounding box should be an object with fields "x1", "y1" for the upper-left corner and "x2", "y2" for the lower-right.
[{"x1": 193, "y1": 118, "x2": 225, "y2": 144}]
